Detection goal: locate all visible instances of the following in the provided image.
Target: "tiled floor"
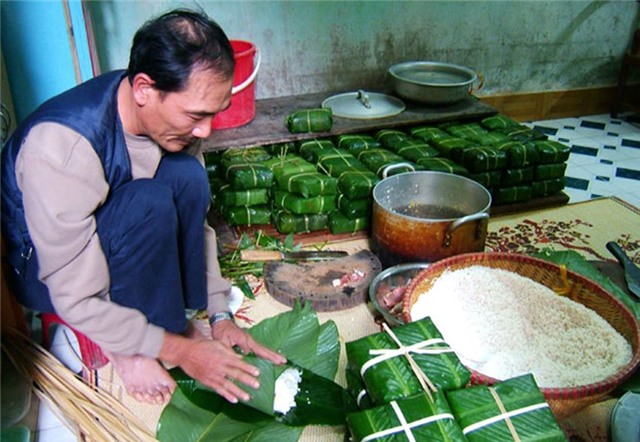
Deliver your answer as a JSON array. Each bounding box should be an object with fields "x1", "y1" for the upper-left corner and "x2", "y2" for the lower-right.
[
  {"x1": 525, "y1": 113, "x2": 640, "y2": 208},
  {"x1": 33, "y1": 113, "x2": 640, "y2": 442}
]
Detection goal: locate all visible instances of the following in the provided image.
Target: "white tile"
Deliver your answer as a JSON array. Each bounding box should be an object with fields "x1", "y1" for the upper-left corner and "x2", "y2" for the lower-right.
[
  {"x1": 37, "y1": 424, "x2": 77, "y2": 442},
  {"x1": 562, "y1": 187, "x2": 591, "y2": 204},
  {"x1": 579, "y1": 162, "x2": 616, "y2": 179},
  {"x1": 564, "y1": 163, "x2": 592, "y2": 181}
]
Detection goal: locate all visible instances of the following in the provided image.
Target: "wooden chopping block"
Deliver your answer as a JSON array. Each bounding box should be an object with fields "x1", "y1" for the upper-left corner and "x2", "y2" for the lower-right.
[{"x1": 263, "y1": 249, "x2": 382, "y2": 311}]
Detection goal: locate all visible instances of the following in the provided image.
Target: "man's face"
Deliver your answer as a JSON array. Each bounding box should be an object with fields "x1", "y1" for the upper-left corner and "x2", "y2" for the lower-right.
[{"x1": 140, "y1": 68, "x2": 233, "y2": 152}]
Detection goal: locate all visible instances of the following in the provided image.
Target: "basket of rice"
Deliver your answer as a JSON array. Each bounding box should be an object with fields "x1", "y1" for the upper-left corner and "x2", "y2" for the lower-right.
[{"x1": 401, "y1": 252, "x2": 640, "y2": 419}]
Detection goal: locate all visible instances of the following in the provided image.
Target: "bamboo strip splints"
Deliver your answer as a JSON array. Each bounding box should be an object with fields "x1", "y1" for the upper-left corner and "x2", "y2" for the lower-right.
[{"x1": 1, "y1": 330, "x2": 157, "y2": 442}]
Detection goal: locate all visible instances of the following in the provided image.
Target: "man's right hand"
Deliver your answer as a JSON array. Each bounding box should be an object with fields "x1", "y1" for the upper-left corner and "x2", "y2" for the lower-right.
[{"x1": 160, "y1": 333, "x2": 261, "y2": 403}]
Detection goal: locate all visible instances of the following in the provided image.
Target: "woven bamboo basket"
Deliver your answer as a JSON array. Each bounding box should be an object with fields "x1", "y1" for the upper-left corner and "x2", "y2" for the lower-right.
[{"x1": 400, "y1": 252, "x2": 640, "y2": 419}]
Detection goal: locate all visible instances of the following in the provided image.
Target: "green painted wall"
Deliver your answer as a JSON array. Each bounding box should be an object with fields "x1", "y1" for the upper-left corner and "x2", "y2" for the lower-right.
[{"x1": 88, "y1": 0, "x2": 638, "y2": 99}]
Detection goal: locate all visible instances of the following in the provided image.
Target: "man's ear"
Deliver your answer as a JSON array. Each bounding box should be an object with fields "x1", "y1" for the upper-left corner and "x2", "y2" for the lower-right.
[{"x1": 131, "y1": 73, "x2": 156, "y2": 105}]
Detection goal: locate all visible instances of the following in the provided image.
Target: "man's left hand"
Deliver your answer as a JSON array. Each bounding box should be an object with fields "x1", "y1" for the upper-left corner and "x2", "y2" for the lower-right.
[{"x1": 211, "y1": 320, "x2": 287, "y2": 365}]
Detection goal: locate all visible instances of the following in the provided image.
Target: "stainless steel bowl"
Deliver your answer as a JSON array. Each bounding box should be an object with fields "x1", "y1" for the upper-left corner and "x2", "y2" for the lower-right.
[
  {"x1": 389, "y1": 61, "x2": 479, "y2": 105},
  {"x1": 368, "y1": 262, "x2": 430, "y2": 326}
]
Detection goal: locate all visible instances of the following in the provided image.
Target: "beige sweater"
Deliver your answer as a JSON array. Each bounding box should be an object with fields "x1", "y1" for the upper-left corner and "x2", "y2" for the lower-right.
[{"x1": 15, "y1": 122, "x2": 230, "y2": 358}]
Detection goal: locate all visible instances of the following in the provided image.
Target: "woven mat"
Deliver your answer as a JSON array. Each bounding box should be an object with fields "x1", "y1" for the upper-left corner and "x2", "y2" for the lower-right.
[{"x1": 93, "y1": 197, "x2": 639, "y2": 441}]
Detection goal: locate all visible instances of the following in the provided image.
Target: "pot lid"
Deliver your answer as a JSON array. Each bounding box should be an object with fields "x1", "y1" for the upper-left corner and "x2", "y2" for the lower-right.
[{"x1": 322, "y1": 90, "x2": 405, "y2": 119}]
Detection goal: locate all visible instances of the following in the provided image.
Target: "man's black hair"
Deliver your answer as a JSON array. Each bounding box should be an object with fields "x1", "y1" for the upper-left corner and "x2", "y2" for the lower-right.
[{"x1": 127, "y1": 8, "x2": 234, "y2": 92}]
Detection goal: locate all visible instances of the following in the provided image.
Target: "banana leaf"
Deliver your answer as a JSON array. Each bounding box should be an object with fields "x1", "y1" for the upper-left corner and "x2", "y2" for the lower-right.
[
  {"x1": 535, "y1": 162, "x2": 567, "y2": 180},
  {"x1": 415, "y1": 157, "x2": 468, "y2": 176},
  {"x1": 493, "y1": 185, "x2": 533, "y2": 205},
  {"x1": 221, "y1": 205, "x2": 272, "y2": 226},
  {"x1": 431, "y1": 137, "x2": 474, "y2": 158},
  {"x1": 445, "y1": 122, "x2": 488, "y2": 139},
  {"x1": 493, "y1": 126, "x2": 547, "y2": 143},
  {"x1": 452, "y1": 146, "x2": 507, "y2": 173},
  {"x1": 356, "y1": 148, "x2": 413, "y2": 177},
  {"x1": 336, "y1": 134, "x2": 381, "y2": 155},
  {"x1": 157, "y1": 303, "x2": 349, "y2": 441},
  {"x1": 533, "y1": 140, "x2": 571, "y2": 164},
  {"x1": 338, "y1": 170, "x2": 379, "y2": 200},
  {"x1": 336, "y1": 194, "x2": 371, "y2": 220},
  {"x1": 218, "y1": 186, "x2": 270, "y2": 207},
  {"x1": 375, "y1": 129, "x2": 410, "y2": 149},
  {"x1": 467, "y1": 170, "x2": 502, "y2": 189},
  {"x1": 393, "y1": 140, "x2": 441, "y2": 162},
  {"x1": 224, "y1": 164, "x2": 275, "y2": 190},
  {"x1": 328, "y1": 210, "x2": 369, "y2": 235},
  {"x1": 276, "y1": 172, "x2": 338, "y2": 198},
  {"x1": 221, "y1": 147, "x2": 272, "y2": 168},
  {"x1": 298, "y1": 139, "x2": 336, "y2": 163},
  {"x1": 531, "y1": 178, "x2": 565, "y2": 197},
  {"x1": 272, "y1": 210, "x2": 329, "y2": 234},
  {"x1": 500, "y1": 167, "x2": 534, "y2": 186},
  {"x1": 445, "y1": 374, "x2": 566, "y2": 442},
  {"x1": 346, "y1": 317, "x2": 471, "y2": 405},
  {"x1": 272, "y1": 190, "x2": 336, "y2": 215},
  {"x1": 265, "y1": 154, "x2": 317, "y2": 183},
  {"x1": 347, "y1": 391, "x2": 466, "y2": 442},
  {"x1": 285, "y1": 108, "x2": 333, "y2": 134},
  {"x1": 468, "y1": 132, "x2": 511, "y2": 147},
  {"x1": 408, "y1": 126, "x2": 450, "y2": 143},
  {"x1": 480, "y1": 114, "x2": 520, "y2": 130},
  {"x1": 494, "y1": 141, "x2": 540, "y2": 167}
]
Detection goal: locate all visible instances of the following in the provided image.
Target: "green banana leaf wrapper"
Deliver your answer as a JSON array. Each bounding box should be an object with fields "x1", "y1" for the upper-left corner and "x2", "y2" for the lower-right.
[
  {"x1": 393, "y1": 139, "x2": 441, "y2": 162},
  {"x1": 204, "y1": 151, "x2": 223, "y2": 179},
  {"x1": 218, "y1": 185, "x2": 270, "y2": 207},
  {"x1": 264, "y1": 141, "x2": 298, "y2": 156},
  {"x1": 415, "y1": 157, "x2": 468, "y2": 176},
  {"x1": 345, "y1": 366, "x2": 373, "y2": 409},
  {"x1": 221, "y1": 147, "x2": 272, "y2": 168},
  {"x1": 493, "y1": 185, "x2": 533, "y2": 205},
  {"x1": 346, "y1": 317, "x2": 471, "y2": 405},
  {"x1": 221, "y1": 204, "x2": 272, "y2": 226},
  {"x1": 375, "y1": 129, "x2": 410, "y2": 148},
  {"x1": 452, "y1": 146, "x2": 507, "y2": 173},
  {"x1": 494, "y1": 141, "x2": 540, "y2": 168},
  {"x1": 446, "y1": 374, "x2": 566, "y2": 442},
  {"x1": 285, "y1": 108, "x2": 333, "y2": 134},
  {"x1": 272, "y1": 210, "x2": 329, "y2": 234},
  {"x1": 208, "y1": 177, "x2": 225, "y2": 202},
  {"x1": 535, "y1": 162, "x2": 567, "y2": 180},
  {"x1": 336, "y1": 194, "x2": 371, "y2": 220},
  {"x1": 533, "y1": 140, "x2": 571, "y2": 164},
  {"x1": 493, "y1": 125, "x2": 548, "y2": 143},
  {"x1": 431, "y1": 137, "x2": 474, "y2": 158},
  {"x1": 468, "y1": 132, "x2": 511, "y2": 147},
  {"x1": 445, "y1": 122, "x2": 488, "y2": 139},
  {"x1": 336, "y1": 134, "x2": 382, "y2": 155},
  {"x1": 328, "y1": 210, "x2": 369, "y2": 235},
  {"x1": 468, "y1": 170, "x2": 502, "y2": 189},
  {"x1": 276, "y1": 172, "x2": 339, "y2": 198},
  {"x1": 224, "y1": 164, "x2": 275, "y2": 190},
  {"x1": 500, "y1": 167, "x2": 534, "y2": 186},
  {"x1": 480, "y1": 114, "x2": 520, "y2": 131},
  {"x1": 265, "y1": 154, "x2": 317, "y2": 182},
  {"x1": 273, "y1": 190, "x2": 336, "y2": 215},
  {"x1": 357, "y1": 148, "x2": 414, "y2": 177},
  {"x1": 317, "y1": 152, "x2": 370, "y2": 178},
  {"x1": 532, "y1": 178, "x2": 565, "y2": 197},
  {"x1": 298, "y1": 139, "x2": 337, "y2": 163},
  {"x1": 347, "y1": 391, "x2": 466, "y2": 442},
  {"x1": 338, "y1": 171, "x2": 380, "y2": 200},
  {"x1": 408, "y1": 126, "x2": 450, "y2": 143}
]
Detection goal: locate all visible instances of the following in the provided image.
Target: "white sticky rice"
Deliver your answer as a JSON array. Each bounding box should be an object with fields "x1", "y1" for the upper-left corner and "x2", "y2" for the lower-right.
[
  {"x1": 410, "y1": 265, "x2": 633, "y2": 388},
  {"x1": 273, "y1": 367, "x2": 302, "y2": 414}
]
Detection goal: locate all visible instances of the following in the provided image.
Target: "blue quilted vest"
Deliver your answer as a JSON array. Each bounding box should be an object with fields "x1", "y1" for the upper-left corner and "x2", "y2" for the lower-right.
[{"x1": 1, "y1": 70, "x2": 132, "y2": 273}]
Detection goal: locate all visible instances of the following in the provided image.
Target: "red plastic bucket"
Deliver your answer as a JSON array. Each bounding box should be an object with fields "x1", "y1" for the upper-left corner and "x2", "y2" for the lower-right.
[{"x1": 212, "y1": 40, "x2": 260, "y2": 130}]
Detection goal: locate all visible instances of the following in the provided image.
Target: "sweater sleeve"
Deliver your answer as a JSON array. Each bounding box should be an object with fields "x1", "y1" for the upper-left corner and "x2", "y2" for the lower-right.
[{"x1": 16, "y1": 123, "x2": 165, "y2": 358}]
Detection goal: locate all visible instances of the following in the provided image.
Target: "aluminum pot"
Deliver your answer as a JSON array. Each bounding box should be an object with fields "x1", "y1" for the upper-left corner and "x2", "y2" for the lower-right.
[
  {"x1": 388, "y1": 61, "x2": 482, "y2": 105},
  {"x1": 371, "y1": 165, "x2": 491, "y2": 268}
]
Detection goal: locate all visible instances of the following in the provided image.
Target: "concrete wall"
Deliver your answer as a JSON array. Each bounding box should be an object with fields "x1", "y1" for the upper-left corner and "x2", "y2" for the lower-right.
[{"x1": 88, "y1": 0, "x2": 639, "y2": 100}]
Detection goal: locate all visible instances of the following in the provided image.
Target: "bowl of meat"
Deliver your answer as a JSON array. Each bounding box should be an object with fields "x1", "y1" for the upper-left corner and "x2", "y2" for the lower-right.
[{"x1": 368, "y1": 262, "x2": 430, "y2": 326}]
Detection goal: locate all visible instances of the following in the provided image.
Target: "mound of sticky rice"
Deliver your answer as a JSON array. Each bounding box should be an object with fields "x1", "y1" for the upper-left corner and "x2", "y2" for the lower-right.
[
  {"x1": 273, "y1": 367, "x2": 302, "y2": 414},
  {"x1": 410, "y1": 265, "x2": 633, "y2": 388}
]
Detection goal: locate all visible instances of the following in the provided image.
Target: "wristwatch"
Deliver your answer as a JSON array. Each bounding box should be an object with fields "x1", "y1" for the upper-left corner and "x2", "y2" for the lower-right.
[{"x1": 209, "y1": 311, "x2": 235, "y2": 326}]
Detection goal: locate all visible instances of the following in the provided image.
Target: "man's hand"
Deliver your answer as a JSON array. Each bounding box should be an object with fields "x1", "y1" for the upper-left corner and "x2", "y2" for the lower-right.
[
  {"x1": 160, "y1": 334, "x2": 262, "y2": 404},
  {"x1": 211, "y1": 319, "x2": 287, "y2": 365}
]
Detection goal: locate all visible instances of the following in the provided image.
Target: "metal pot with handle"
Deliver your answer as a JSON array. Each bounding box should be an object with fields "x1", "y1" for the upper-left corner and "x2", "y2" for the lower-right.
[{"x1": 371, "y1": 164, "x2": 491, "y2": 268}]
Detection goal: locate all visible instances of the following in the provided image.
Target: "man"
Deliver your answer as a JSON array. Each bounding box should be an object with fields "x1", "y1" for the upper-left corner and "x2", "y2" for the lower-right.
[{"x1": 1, "y1": 9, "x2": 285, "y2": 405}]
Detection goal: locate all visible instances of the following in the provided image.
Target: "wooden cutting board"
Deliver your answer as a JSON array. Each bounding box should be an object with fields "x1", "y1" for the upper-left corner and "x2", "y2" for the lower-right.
[{"x1": 263, "y1": 249, "x2": 382, "y2": 311}]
